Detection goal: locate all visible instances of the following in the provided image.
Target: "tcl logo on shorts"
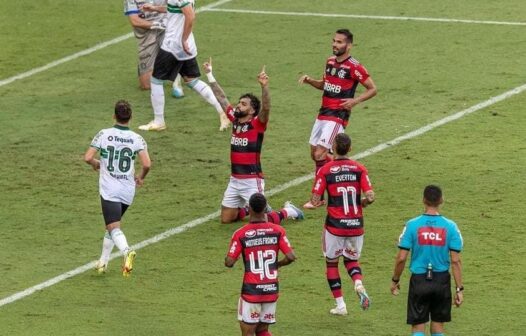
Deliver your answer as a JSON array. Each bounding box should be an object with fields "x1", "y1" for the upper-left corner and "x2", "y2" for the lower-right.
[
  {"x1": 324, "y1": 82, "x2": 341, "y2": 93},
  {"x1": 418, "y1": 227, "x2": 446, "y2": 246}
]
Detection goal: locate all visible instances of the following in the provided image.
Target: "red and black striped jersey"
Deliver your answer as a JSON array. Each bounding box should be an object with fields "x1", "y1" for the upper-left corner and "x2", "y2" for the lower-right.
[
  {"x1": 226, "y1": 105, "x2": 267, "y2": 179},
  {"x1": 318, "y1": 56, "x2": 370, "y2": 127},
  {"x1": 312, "y1": 158, "x2": 373, "y2": 237},
  {"x1": 227, "y1": 221, "x2": 293, "y2": 303}
]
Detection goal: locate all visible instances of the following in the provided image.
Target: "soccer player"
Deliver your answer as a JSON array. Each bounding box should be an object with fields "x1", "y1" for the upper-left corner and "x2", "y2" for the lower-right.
[
  {"x1": 84, "y1": 100, "x2": 151, "y2": 277},
  {"x1": 390, "y1": 185, "x2": 464, "y2": 336},
  {"x1": 225, "y1": 193, "x2": 296, "y2": 336},
  {"x1": 124, "y1": 0, "x2": 184, "y2": 95},
  {"x1": 203, "y1": 58, "x2": 304, "y2": 224},
  {"x1": 310, "y1": 133, "x2": 375, "y2": 314},
  {"x1": 138, "y1": 0, "x2": 230, "y2": 132},
  {"x1": 299, "y1": 29, "x2": 377, "y2": 209}
]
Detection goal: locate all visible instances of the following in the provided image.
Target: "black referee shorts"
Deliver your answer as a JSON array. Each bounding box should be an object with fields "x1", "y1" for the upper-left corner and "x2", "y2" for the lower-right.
[
  {"x1": 407, "y1": 271, "x2": 452, "y2": 325},
  {"x1": 152, "y1": 48, "x2": 201, "y2": 81},
  {"x1": 100, "y1": 197, "x2": 129, "y2": 225}
]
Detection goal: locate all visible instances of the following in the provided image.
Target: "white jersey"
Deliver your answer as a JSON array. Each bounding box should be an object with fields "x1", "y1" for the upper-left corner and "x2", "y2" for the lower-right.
[
  {"x1": 161, "y1": 0, "x2": 197, "y2": 60},
  {"x1": 90, "y1": 125, "x2": 147, "y2": 205}
]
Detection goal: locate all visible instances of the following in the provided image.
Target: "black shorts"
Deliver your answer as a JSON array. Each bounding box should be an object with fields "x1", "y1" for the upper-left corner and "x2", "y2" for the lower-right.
[
  {"x1": 407, "y1": 271, "x2": 452, "y2": 325},
  {"x1": 152, "y1": 48, "x2": 201, "y2": 81},
  {"x1": 100, "y1": 197, "x2": 129, "y2": 225}
]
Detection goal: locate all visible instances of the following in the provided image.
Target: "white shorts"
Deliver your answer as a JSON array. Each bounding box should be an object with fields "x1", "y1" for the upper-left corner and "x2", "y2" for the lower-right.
[
  {"x1": 237, "y1": 297, "x2": 277, "y2": 324},
  {"x1": 222, "y1": 176, "x2": 265, "y2": 208},
  {"x1": 309, "y1": 119, "x2": 344, "y2": 149},
  {"x1": 322, "y1": 228, "x2": 364, "y2": 260}
]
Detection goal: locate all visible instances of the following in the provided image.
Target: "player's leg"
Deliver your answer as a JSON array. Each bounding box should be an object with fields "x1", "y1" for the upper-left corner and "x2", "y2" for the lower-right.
[
  {"x1": 221, "y1": 177, "x2": 247, "y2": 223},
  {"x1": 136, "y1": 30, "x2": 161, "y2": 90},
  {"x1": 267, "y1": 201, "x2": 304, "y2": 225},
  {"x1": 238, "y1": 298, "x2": 260, "y2": 336},
  {"x1": 322, "y1": 229, "x2": 347, "y2": 315},
  {"x1": 428, "y1": 272, "x2": 451, "y2": 336},
  {"x1": 257, "y1": 302, "x2": 276, "y2": 335},
  {"x1": 139, "y1": 49, "x2": 181, "y2": 131},
  {"x1": 180, "y1": 58, "x2": 231, "y2": 131},
  {"x1": 343, "y1": 235, "x2": 370, "y2": 310},
  {"x1": 101, "y1": 198, "x2": 135, "y2": 276},
  {"x1": 171, "y1": 73, "x2": 185, "y2": 98},
  {"x1": 95, "y1": 229, "x2": 114, "y2": 273},
  {"x1": 407, "y1": 274, "x2": 431, "y2": 335}
]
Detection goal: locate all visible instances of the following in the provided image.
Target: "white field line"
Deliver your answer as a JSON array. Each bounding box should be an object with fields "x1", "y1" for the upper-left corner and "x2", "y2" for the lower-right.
[
  {"x1": 1, "y1": 82, "x2": 525, "y2": 308},
  {"x1": 0, "y1": 0, "x2": 233, "y2": 88},
  {"x1": 207, "y1": 8, "x2": 526, "y2": 26}
]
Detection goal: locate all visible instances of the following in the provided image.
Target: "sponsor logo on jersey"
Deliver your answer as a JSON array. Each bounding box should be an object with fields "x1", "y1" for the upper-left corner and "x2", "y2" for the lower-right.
[
  {"x1": 256, "y1": 284, "x2": 277, "y2": 292},
  {"x1": 341, "y1": 165, "x2": 357, "y2": 171},
  {"x1": 231, "y1": 136, "x2": 248, "y2": 146},
  {"x1": 340, "y1": 218, "x2": 361, "y2": 227},
  {"x1": 324, "y1": 82, "x2": 342, "y2": 94},
  {"x1": 331, "y1": 68, "x2": 337, "y2": 76},
  {"x1": 418, "y1": 227, "x2": 446, "y2": 246},
  {"x1": 330, "y1": 166, "x2": 341, "y2": 174},
  {"x1": 107, "y1": 135, "x2": 134, "y2": 144},
  {"x1": 245, "y1": 230, "x2": 257, "y2": 238}
]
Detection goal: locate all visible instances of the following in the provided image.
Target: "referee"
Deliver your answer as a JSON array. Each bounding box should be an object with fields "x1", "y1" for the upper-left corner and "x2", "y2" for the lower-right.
[{"x1": 390, "y1": 185, "x2": 464, "y2": 336}]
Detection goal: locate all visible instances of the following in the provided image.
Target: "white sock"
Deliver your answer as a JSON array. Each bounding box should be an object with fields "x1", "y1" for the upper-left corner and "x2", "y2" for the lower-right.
[
  {"x1": 187, "y1": 79, "x2": 223, "y2": 114},
  {"x1": 335, "y1": 296, "x2": 346, "y2": 308},
  {"x1": 150, "y1": 77, "x2": 165, "y2": 124},
  {"x1": 99, "y1": 230, "x2": 114, "y2": 264},
  {"x1": 354, "y1": 279, "x2": 363, "y2": 289},
  {"x1": 110, "y1": 228, "x2": 129, "y2": 253},
  {"x1": 283, "y1": 206, "x2": 298, "y2": 219},
  {"x1": 172, "y1": 74, "x2": 183, "y2": 90}
]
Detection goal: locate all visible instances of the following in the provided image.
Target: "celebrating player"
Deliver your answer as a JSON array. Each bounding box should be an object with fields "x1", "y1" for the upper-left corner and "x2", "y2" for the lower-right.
[
  {"x1": 299, "y1": 29, "x2": 377, "y2": 209},
  {"x1": 84, "y1": 100, "x2": 151, "y2": 277},
  {"x1": 310, "y1": 133, "x2": 375, "y2": 314},
  {"x1": 225, "y1": 193, "x2": 296, "y2": 336},
  {"x1": 203, "y1": 58, "x2": 304, "y2": 224},
  {"x1": 138, "y1": 0, "x2": 230, "y2": 132}
]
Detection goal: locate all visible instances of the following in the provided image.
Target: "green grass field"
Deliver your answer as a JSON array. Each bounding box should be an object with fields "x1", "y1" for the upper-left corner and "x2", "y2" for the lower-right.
[{"x1": 1, "y1": 0, "x2": 525, "y2": 335}]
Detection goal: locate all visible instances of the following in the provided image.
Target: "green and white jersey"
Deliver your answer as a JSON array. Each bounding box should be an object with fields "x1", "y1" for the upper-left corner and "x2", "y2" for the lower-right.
[
  {"x1": 161, "y1": 0, "x2": 197, "y2": 60},
  {"x1": 90, "y1": 125, "x2": 147, "y2": 205},
  {"x1": 124, "y1": 0, "x2": 167, "y2": 39}
]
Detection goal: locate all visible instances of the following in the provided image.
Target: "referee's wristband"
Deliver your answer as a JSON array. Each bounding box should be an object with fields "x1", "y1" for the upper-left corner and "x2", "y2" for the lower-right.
[
  {"x1": 456, "y1": 285, "x2": 464, "y2": 292},
  {"x1": 391, "y1": 277, "x2": 400, "y2": 284},
  {"x1": 206, "y1": 72, "x2": 216, "y2": 83}
]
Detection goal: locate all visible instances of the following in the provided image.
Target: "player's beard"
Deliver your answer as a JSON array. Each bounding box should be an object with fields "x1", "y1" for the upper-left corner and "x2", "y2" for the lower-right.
[
  {"x1": 234, "y1": 109, "x2": 248, "y2": 118},
  {"x1": 333, "y1": 46, "x2": 347, "y2": 56}
]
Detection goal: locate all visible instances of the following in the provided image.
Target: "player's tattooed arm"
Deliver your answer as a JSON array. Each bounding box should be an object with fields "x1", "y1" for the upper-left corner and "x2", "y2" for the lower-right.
[
  {"x1": 203, "y1": 57, "x2": 230, "y2": 112},
  {"x1": 311, "y1": 193, "x2": 323, "y2": 207},
  {"x1": 258, "y1": 66, "x2": 270, "y2": 123}
]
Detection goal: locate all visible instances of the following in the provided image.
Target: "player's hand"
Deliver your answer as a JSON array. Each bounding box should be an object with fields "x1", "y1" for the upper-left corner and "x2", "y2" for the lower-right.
[
  {"x1": 257, "y1": 65, "x2": 269, "y2": 86},
  {"x1": 390, "y1": 281, "x2": 401, "y2": 296},
  {"x1": 91, "y1": 160, "x2": 100, "y2": 171},
  {"x1": 141, "y1": 3, "x2": 155, "y2": 11},
  {"x1": 183, "y1": 40, "x2": 191, "y2": 55},
  {"x1": 454, "y1": 291, "x2": 463, "y2": 307},
  {"x1": 135, "y1": 176, "x2": 145, "y2": 187},
  {"x1": 203, "y1": 57, "x2": 213, "y2": 74},
  {"x1": 150, "y1": 20, "x2": 165, "y2": 30},
  {"x1": 298, "y1": 74, "x2": 310, "y2": 84},
  {"x1": 340, "y1": 98, "x2": 359, "y2": 111}
]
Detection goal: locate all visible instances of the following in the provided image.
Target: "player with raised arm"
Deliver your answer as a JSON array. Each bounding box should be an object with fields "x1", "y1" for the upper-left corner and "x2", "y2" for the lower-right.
[
  {"x1": 310, "y1": 133, "x2": 375, "y2": 314},
  {"x1": 138, "y1": 0, "x2": 230, "y2": 132},
  {"x1": 203, "y1": 58, "x2": 304, "y2": 225},
  {"x1": 300, "y1": 29, "x2": 377, "y2": 209},
  {"x1": 84, "y1": 100, "x2": 151, "y2": 277},
  {"x1": 225, "y1": 193, "x2": 296, "y2": 336}
]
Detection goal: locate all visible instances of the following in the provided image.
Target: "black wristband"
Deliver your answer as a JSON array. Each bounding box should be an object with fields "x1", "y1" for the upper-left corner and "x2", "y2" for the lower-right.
[
  {"x1": 456, "y1": 285, "x2": 464, "y2": 292},
  {"x1": 392, "y1": 277, "x2": 400, "y2": 283}
]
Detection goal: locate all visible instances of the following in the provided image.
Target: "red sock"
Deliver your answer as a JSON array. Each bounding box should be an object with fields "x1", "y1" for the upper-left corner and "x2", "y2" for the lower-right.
[
  {"x1": 326, "y1": 261, "x2": 342, "y2": 298},
  {"x1": 256, "y1": 331, "x2": 272, "y2": 336},
  {"x1": 344, "y1": 258, "x2": 363, "y2": 282},
  {"x1": 267, "y1": 211, "x2": 285, "y2": 225},
  {"x1": 236, "y1": 207, "x2": 247, "y2": 221}
]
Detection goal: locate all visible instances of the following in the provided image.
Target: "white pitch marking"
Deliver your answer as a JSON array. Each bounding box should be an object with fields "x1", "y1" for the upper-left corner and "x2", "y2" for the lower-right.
[
  {"x1": 1, "y1": 82, "x2": 524, "y2": 308},
  {"x1": 0, "y1": 0, "x2": 233, "y2": 88},
  {"x1": 207, "y1": 8, "x2": 526, "y2": 26}
]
